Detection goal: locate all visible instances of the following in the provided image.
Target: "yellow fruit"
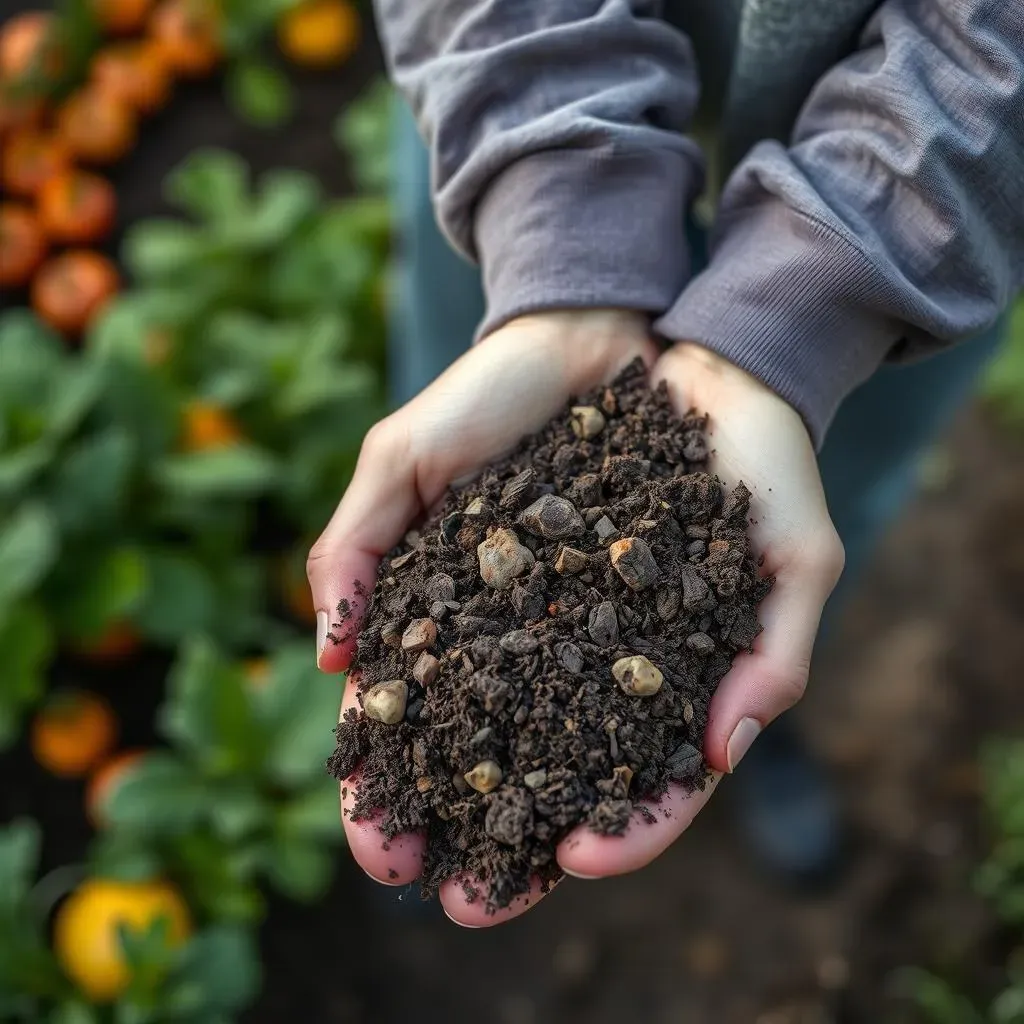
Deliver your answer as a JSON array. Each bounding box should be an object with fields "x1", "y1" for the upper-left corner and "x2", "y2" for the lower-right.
[{"x1": 54, "y1": 879, "x2": 192, "y2": 1002}]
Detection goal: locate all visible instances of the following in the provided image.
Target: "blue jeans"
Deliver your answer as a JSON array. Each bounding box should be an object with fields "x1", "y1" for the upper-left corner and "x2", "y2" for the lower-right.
[{"x1": 389, "y1": 104, "x2": 1005, "y2": 615}]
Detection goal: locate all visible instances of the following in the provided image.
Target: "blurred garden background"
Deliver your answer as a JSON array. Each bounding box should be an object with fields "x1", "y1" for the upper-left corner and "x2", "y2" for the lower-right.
[{"x1": 1, "y1": 2, "x2": 1023, "y2": 1021}]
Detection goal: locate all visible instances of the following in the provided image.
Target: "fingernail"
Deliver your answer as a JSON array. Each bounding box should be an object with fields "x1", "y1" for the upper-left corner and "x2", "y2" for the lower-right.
[
  {"x1": 560, "y1": 867, "x2": 601, "y2": 880},
  {"x1": 727, "y1": 717, "x2": 762, "y2": 772},
  {"x1": 316, "y1": 610, "x2": 329, "y2": 667}
]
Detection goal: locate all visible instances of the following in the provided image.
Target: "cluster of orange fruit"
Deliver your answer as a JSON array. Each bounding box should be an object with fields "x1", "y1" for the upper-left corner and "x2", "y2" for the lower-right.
[
  {"x1": 0, "y1": 1, "x2": 222, "y2": 337},
  {"x1": 0, "y1": 0, "x2": 361, "y2": 340}
]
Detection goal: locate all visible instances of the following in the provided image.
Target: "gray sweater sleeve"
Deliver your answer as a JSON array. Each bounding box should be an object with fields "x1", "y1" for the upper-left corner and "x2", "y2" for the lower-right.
[
  {"x1": 373, "y1": 0, "x2": 704, "y2": 332},
  {"x1": 658, "y1": 0, "x2": 1024, "y2": 444}
]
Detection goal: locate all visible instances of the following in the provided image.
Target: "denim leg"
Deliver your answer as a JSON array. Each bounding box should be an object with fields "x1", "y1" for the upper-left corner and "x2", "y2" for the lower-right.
[
  {"x1": 818, "y1": 322, "x2": 1006, "y2": 633},
  {"x1": 389, "y1": 100, "x2": 485, "y2": 406}
]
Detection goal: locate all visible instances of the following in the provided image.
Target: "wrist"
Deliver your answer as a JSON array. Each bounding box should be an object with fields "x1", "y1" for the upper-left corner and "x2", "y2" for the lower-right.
[{"x1": 480, "y1": 308, "x2": 656, "y2": 393}]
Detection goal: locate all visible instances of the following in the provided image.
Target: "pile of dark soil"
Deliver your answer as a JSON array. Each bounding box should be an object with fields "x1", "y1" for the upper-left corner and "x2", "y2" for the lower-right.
[{"x1": 328, "y1": 361, "x2": 772, "y2": 911}]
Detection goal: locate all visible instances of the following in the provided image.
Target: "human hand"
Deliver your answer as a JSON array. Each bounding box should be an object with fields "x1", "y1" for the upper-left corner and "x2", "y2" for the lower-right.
[{"x1": 307, "y1": 322, "x2": 844, "y2": 927}]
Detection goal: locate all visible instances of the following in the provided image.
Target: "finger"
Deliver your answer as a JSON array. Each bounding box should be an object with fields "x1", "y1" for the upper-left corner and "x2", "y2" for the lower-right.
[
  {"x1": 439, "y1": 874, "x2": 557, "y2": 928},
  {"x1": 701, "y1": 559, "x2": 836, "y2": 774},
  {"x1": 338, "y1": 674, "x2": 425, "y2": 885},
  {"x1": 308, "y1": 419, "x2": 424, "y2": 673},
  {"x1": 557, "y1": 776, "x2": 721, "y2": 879}
]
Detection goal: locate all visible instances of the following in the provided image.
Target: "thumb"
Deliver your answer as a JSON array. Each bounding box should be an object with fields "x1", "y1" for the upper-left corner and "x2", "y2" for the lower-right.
[
  {"x1": 306, "y1": 418, "x2": 425, "y2": 673},
  {"x1": 702, "y1": 538, "x2": 845, "y2": 773}
]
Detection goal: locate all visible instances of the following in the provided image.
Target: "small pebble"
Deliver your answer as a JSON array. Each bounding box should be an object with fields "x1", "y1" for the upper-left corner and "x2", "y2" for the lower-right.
[
  {"x1": 523, "y1": 770, "x2": 547, "y2": 790},
  {"x1": 390, "y1": 550, "x2": 417, "y2": 571},
  {"x1": 416, "y1": 776, "x2": 433, "y2": 793},
  {"x1": 686, "y1": 540, "x2": 706, "y2": 558},
  {"x1": 686, "y1": 631, "x2": 716, "y2": 655},
  {"x1": 588, "y1": 601, "x2": 620, "y2": 648},
  {"x1": 570, "y1": 405, "x2": 606, "y2": 439},
  {"x1": 594, "y1": 515, "x2": 619, "y2": 545},
  {"x1": 500, "y1": 629, "x2": 539, "y2": 656},
  {"x1": 555, "y1": 546, "x2": 588, "y2": 575},
  {"x1": 380, "y1": 621, "x2": 403, "y2": 648},
  {"x1": 426, "y1": 572, "x2": 456, "y2": 604},
  {"x1": 683, "y1": 700, "x2": 694, "y2": 724},
  {"x1": 478, "y1": 528, "x2": 535, "y2": 590},
  {"x1": 413, "y1": 652, "x2": 440, "y2": 686},
  {"x1": 401, "y1": 618, "x2": 437, "y2": 653},
  {"x1": 612, "y1": 655, "x2": 664, "y2": 697},
  {"x1": 556, "y1": 640, "x2": 585, "y2": 674},
  {"x1": 519, "y1": 495, "x2": 586, "y2": 540},
  {"x1": 499, "y1": 468, "x2": 536, "y2": 509},
  {"x1": 656, "y1": 586, "x2": 681, "y2": 622},
  {"x1": 464, "y1": 496, "x2": 487, "y2": 516},
  {"x1": 609, "y1": 537, "x2": 659, "y2": 591},
  {"x1": 680, "y1": 565, "x2": 710, "y2": 609},
  {"x1": 363, "y1": 680, "x2": 408, "y2": 725},
  {"x1": 465, "y1": 760, "x2": 503, "y2": 794}
]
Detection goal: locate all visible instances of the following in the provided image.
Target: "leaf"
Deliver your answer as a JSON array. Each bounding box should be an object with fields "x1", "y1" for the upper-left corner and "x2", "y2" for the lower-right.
[
  {"x1": 161, "y1": 639, "x2": 266, "y2": 773},
  {"x1": 265, "y1": 835, "x2": 334, "y2": 902},
  {"x1": 0, "y1": 820, "x2": 41, "y2": 913},
  {"x1": 123, "y1": 220, "x2": 209, "y2": 281},
  {"x1": 226, "y1": 60, "x2": 294, "y2": 129},
  {"x1": 0, "y1": 441, "x2": 54, "y2": 499},
  {"x1": 165, "y1": 149, "x2": 250, "y2": 224},
  {"x1": 154, "y1": 445, "x2": 281, "y2": 499},
  {"x1": 207, "y1": 784, "x2": 268, "y2": 842},
  {"x1": 56, "y1": 546, "x2": 148, "y2": 641},
  {"x1": 49, "y1": 1002, "x2": 102, "y2": 1024},
  {"x1": 221, "y1": 170, "x2": 321, "y2": 249},
  {"x1": 97, "y1": 358, "x2": 179, "y2": 458},
  {"x1": 134, "y1": 551, "x2": 217, "y2": 644},
  {"x1": 173, "y1": 926, "x2": 261, "y2": 1012},
  {"x1": 277, "y1": 782, "x2": 343, "y2": 842},
  {"x1": 0, "y1": 603, "x2": 54, "y2": 751},
  {"x1": 88, "y1": 832, "x2": 163, "y2": 884},
  {"x1": 48, "y1": 428, "x2": 135, "y2": 532},
  {"x1": 278, "y1": 362, "x2": 377, "y2": 417},
  {"x1": 259, "y1": 646, "x2": 341, "y2": 786},
  {"x1": 335, "y1": 78, "x2": 394, "y2": 192},
  {"x1": 0, "y1": 310, "x2": 64, "y2": 411},
  {"x1": 46, "y1": 358, "x2": 106, "y2": 439},
  {"x1": 105, "y1": 753, "x2": 207, "y2": 833},
  {"x1": 0, "y1": 504, "x2": 59, "y2": 611}
]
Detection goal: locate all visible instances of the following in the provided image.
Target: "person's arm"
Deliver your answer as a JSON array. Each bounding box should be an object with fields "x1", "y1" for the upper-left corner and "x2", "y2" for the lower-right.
[
  {"x1": 374, "y1": 0, "x2": 705, "y2": 334},
  {"x1": 659, "y1": 0, "x2": 1024, "y2": 446}
]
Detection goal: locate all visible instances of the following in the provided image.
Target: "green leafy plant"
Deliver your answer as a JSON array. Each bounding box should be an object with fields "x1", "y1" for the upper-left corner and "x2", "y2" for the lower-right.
[
  {"x1": 899, "y1": 739, "x2": 1024, "y2": 1023},
  {"x1": 0, "y1": 819, "x2": 260, "y2": 1023},
  {"x1": 95, "y1": 640, "x2": 344, "y2": 923}
]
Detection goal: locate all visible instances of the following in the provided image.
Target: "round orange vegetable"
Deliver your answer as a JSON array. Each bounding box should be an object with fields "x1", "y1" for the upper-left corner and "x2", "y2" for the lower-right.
[
  {"x1": 243, "y1": 657, "x2": 270, "y2": 688},
  {"x1": 87, "y1": 750, "x2": 145, "y2": 826},
  {"x1": 91, "y1": 42, "x2": 172, "y2": 114},
  {"x1": 55, "y1": 88, "x2": 138, "y2": 165},
  {"x1": 277, "y1": 0, "x2": 360, "y2": 68},
  {"x1": 1, "y1": 131, "x2": 69, "y2": 198},
  {"x1": 38, "y1": 170, "x2": 117, "y2": 245},
  {"x1": 91, "y1": 0, "x2": 156, "y2": 35},
  {"x1": 0, "y1": 203, "x2": 47, "y2": 289},
  {"x1": 75, "y1": 620, "x2": 142, "y2": 663},
  {"x1": 0, "y1": 11, "x2": 64, "y2": 83},
  {"x1": 31, "y1": 691, "x2": 117, "y2": 778},
  {"x1": 0, "y1": 88, "x2": 45, "y2": 140},
  {"x1": 148, "y1": 0, "x2": 221, "y2": 78},
  {"x1": 54, "y1": 878, "x2": 191, "y2": 1002},
  {"x1": 32, "y1": 251, "x2": 120, "y2": 336},
  {"x1": 180, "y1": 400, "x2": 243, "y2": 451}
]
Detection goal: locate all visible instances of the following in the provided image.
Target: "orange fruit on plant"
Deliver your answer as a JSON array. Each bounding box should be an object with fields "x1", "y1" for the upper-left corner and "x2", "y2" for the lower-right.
[
  {"x1": 31, "y1": 691, "x2": 117, "y2": 778},
  {"x1": 74, "y1": 620, "x2": 142, "y2": 663},
  {"x1": 87, "y1": 750, "x2": 145, "y2": 826},
  {"x1": 55, "y1": 88, "x2": 138, "y2": 165},
  {"x1": 0, "y1": 203, "x2": 47, "y2": 289},
  {"x1": 32, "y1": 251, "x2": 120, "y2": 336},
  {"x1": 0, "y1": 87, "x2": 45, "y2": 140},
  {"x1": 38, "y1": 170, "x2": 117, "y2": 245},
  {"x1": 180, "y1": 400, "x2": 243, "y2": 451},
  {"x1": 148, "y1": 0, "x2": 221, "y2": 78},
  {"x1": 1, "y1": 131, "x2": 69, "y2": 198},
  {"x1": 54, "y1": 878, "x2": 191, "y2": 1002},
  {"x1": 243, "y1": 657, "x2": 271, "y2": 688},
  {"x1": 91, "y1": 42, "x2": 172, "y2": 114},
  {"x1": 277, "y1": 0, "x2": 360, "y2": 68},
  {"x1": 91, "y1": 0, "x2": 156, "y2": 35},
  {"x1": 0, "y1": 11, "x2": 64, "y2": 83}
]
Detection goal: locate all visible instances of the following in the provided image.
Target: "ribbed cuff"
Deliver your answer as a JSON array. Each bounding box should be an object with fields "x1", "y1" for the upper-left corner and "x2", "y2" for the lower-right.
[
  {"x1": 474, "y1": 145, "x2": 702, "y2": 340},
  {"x1": 655, "y1": 200, "x2": 901, "y2": 447}
]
